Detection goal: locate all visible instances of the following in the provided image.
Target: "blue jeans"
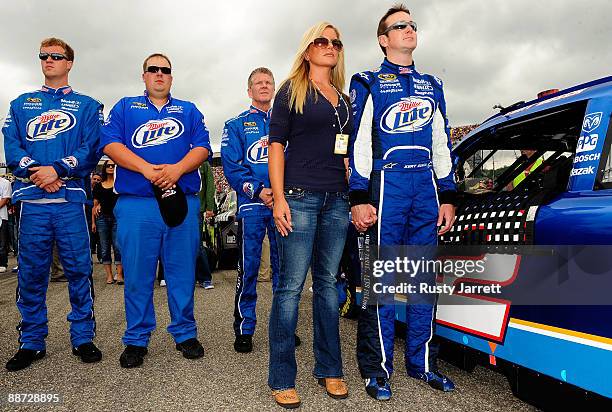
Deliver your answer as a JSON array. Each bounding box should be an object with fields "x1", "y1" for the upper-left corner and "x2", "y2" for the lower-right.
[
  {"x1": 268, "y1": 188, "x2": 349, "y2": 390},
  {"x1": 95, "y1": 214, "x2": 121, "y2": 264},
  {"x1": 195, "y1": 212, "x2": 211, "y2": 283}
]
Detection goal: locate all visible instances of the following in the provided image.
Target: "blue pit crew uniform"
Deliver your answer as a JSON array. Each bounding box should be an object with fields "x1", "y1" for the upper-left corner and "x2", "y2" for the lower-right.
[
  {"x1": 348, "y1": 59, "x2": 456, "y2": 380},
  {"x1": 2, "y1": 85, "x2": 103, "y2": 350},
  {"x1": 221, "y1": 106, "x2": 280, "y2": 336},
  {"x1": 101, "y1": 92, "x2": 211, "y2": 347}
]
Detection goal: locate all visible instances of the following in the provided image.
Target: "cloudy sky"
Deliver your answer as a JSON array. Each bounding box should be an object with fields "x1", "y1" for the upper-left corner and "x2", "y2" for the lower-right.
[{"x1": 1, "y1": 0, "x2": 610, "y2": 158}]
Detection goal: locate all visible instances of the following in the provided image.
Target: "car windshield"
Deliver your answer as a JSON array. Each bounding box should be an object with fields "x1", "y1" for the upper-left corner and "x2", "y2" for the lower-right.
[{"x1": 456, "y1": 101, "x2": 587, "y2": 195}]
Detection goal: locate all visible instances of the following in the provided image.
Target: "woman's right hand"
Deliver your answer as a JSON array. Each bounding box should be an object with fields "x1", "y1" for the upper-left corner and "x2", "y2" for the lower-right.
[
  {"x1": 92, "y1": 221, "x2": 97, "y2": 233},
  {"x1": 273, "y1": 196, "x2": 293, "y2": 237}
]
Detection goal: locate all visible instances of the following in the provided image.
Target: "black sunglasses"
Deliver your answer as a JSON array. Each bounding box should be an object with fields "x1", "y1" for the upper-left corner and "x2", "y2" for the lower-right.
[
  {"x1": 382, "y1": 20, "x2": 418, "y2": 35},
  {"x1": 39, "y1": 52, "x2": 68, "y2": 61},
  {"x1": 312, "y1": 37, "x2": 343, "y2": 52},
  {"x1": 106, "y1": 164, "x2": 116, "y2": 168},
  {"x1": 145, "y1": 65, "x2": 172, "y2": 75}
]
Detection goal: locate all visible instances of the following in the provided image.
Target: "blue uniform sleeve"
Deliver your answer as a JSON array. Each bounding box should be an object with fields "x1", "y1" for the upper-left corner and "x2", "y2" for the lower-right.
[
  {"x1": 100, "y1": 99, "x2": 126, "y2": 149},
  {"x1": 221, "y1": 120, "x2": 264, "y2": 200},
  {"x1": 348, "y1": 73, "x2": 374, "y2": 206},
  {"x1": 429, "y1": 76, "x2": 456, "y2": 205},
  {"x1": 190, "y1": 104, "x2": 212, "y2": 158},
  {"x1": 52, "y1": 100, "x2": 104, "y2": 178},
  {"x1": 2, "y1": 100, "x2": 41, "y2": 178}
]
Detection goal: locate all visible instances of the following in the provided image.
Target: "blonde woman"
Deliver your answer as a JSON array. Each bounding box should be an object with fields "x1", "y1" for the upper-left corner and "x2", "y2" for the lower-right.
[{"x1": 268, "y1": 22, "x2": 353, "y2": 408}]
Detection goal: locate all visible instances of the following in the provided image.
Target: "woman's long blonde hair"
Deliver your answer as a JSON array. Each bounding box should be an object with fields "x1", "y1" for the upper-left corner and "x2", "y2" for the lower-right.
[{"x1": 281, "y1": 22, "x2": 346, "y2": 114}]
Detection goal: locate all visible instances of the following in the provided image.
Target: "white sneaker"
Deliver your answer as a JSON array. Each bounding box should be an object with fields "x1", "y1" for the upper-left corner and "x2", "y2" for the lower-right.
[
  {"x1": 159, "y1": 279, "x2": 166, "y2": 287},
  {"x1": 0, "y1": 267, "x2": 7, "y2": 273}
]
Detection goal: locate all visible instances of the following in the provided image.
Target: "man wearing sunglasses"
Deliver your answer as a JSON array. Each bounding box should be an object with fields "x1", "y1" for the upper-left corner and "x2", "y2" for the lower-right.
[
  {"x1": 3, "y1": 37, "x2": 104, "y2": 371},
  {"x1": 101, "y1": 53, "x2": 211, "y2": 368},
  {"x1": 348, "y1": 4, "x2": 456, "y2": 400}
]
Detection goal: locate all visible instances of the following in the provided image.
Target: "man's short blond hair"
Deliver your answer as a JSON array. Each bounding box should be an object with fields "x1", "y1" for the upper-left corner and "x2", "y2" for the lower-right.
[
  {"x1": 248, "y1": 67, "x2": 274, "y2": 89},
  {"x1": 40, "y1": 37, "x2": 74, "y2": 61}
]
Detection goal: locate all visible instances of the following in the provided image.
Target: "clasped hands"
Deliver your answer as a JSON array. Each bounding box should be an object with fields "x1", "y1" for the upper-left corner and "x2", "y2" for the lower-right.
[
  {"x1": 351, "y1": 203, "x2": 456, "y2": 235},
  {"x1": 143, "y1": 163, "x2": 184, "y2": 191},
  {"x1": 29, "y1": 166, "x2": 62, "y2": 193}
]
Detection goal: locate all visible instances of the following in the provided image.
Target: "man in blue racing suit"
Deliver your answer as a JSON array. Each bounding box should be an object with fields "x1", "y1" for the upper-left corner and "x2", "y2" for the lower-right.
[
  {"x1": 3, "y1": 37, "x2": 103, "y2": 371},
  {"x1": 102, "y1": 53, "x2": 211, "y2": 368},
  {"x1": 348, "y1": 5, "x2": 457, "y2": 400},
  {"x1": 222, "y1": 67, "x2": 286, "y2": 353}
]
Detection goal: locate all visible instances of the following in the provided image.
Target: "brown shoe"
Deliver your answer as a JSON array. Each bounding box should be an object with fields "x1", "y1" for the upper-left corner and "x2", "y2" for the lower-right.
[
  {"x1": 272, "y1": 388, "x2": 301, "y2": 409},
  {"x1": 317, "y1": 377, "x2": 348, "y2": 399}
]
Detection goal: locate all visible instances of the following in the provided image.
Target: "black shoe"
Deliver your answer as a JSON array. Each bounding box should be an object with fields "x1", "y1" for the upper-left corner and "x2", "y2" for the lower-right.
[
  {"x1": 294, "y1": 334, "x2": 301, "y2": 347},
  {"x1": 119, "y1": 345, "x2": 148, "y2": 368},
  {"x1": 72, "y1": 342, "x2": 102, "y2": 363},
  {"x1": 175, "y1": 338, "x2": 204, "y2": 359},
  {"x1": 6, "y1": 349, "x2": 46, "y2": 372},
  {"x1": 234, "y1": 334, "x2": 253, "y2": 353}
]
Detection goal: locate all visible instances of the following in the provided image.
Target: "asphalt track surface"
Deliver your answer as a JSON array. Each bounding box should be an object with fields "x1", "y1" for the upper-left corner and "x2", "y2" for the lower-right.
[{"x1": 0, "y1": 257, "x2": 536, "y2": 411}]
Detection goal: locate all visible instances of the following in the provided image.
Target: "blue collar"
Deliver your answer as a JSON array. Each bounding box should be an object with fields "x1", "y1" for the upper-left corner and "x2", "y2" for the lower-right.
[
  {"x1": 249, "y1": 105, "x2": 271, "y2": 118},
  {"x1": 144, "y1": 90, "x2": 173, "y2": 108},
  {"x1": 40, "y1": 85, "x2": 72, "y2": 95},
  {"x1": 380, "y1": 58, "x2": 415, "y2": 75}
]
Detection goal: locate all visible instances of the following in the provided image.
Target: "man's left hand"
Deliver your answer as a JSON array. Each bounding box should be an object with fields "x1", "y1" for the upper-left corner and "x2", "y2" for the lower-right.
[
  {"x1": 152, "y1": 163, "x2": 184, "y2": 190},
  {"x1": 29, "y1": 166, "x2": 59, "y2": 188},
  {"x1": 437, "y1": 203, "x2": 456, "y2": 235}
]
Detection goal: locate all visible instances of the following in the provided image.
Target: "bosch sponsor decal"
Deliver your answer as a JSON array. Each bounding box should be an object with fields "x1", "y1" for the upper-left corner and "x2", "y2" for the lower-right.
[
  {"x1": 380, "y1": 97, "x2": 435, "y2": 133},
  {"x1": 570, "y1": 166, "x2": 595, "y2": 176},
  {"x1": 246, "y1": 136, "x2": 269, "y2": 164},
  {"x1": 61, "y1": 156, "x2": 79, "y2": 169},
  {"x1": 378, "y1": 73, "x2": 397, "y2": 82},
  {"x1": 19, "y1": 157, "x2": 35, "y2": 169},
  {"x1": 243, "y1": 182, "x2": 255, "y2": 198},
  {"x1": 576, "y1": 134, "x2": 598, "y2": 153},
  {"x1": 573, "y1": 153, "x2": 600, "y2": 163},
  {"x1": 131, "y1": 117, "x2": 184, "y2": 148},
  {"x1": 26, "y1": 110, "x2": 76, "y2": 141},
  {"x1": 581, "y1": 112, "x2": 602, "y2": 133}
]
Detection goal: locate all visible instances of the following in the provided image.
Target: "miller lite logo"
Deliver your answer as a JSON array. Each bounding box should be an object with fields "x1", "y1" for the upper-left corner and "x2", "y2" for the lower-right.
[
  {"x1": 246, "y1": 136, "x2": 269, "y2": 164},
  {"x1": 26, "y1": 110, "x2": 76, "y2": 141},
  {"x1": 131, "y1": 117, "x2": 184, "y2": 148},
  {"x1": 380, "y1": 97, "x2": 435, "y2": 133}
]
